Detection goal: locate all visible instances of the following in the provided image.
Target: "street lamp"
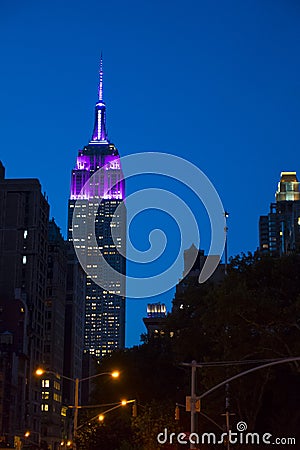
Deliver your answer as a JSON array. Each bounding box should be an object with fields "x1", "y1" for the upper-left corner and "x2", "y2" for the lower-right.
[
  {"x1": 35, "y1": 368, "x2": 120, "y2": 450},
  {"x1": 60, "y1": 440, "x2": 72, "y2": 448},
  {"x1": 23, "y1": 430, "x2": 41, "y2": 448},
  {"x1": 75, "y1": 399, "x2": 136, "y2": 433}
]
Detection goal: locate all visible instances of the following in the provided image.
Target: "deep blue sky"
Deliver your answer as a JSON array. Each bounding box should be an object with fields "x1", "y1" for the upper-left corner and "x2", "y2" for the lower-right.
[{"x1": 1, "y1": 0, "x2": 299, "y2": 347}]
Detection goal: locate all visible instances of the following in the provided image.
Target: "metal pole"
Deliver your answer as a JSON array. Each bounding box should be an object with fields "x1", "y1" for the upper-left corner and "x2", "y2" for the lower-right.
[
  {"x1": 225, "y1": 411, "x2": 230, "y2": 450},
  {"x1": 224, "y1": 212, "x2": 229, "y2": 276},
  {"x1": 190, "y1": 360, "x2": 196, "y2": 450},
  {"x1": 200, "y1": 356, "x2": 300, "y2": 400},
  {"x1": 225, "y1": 383, "x2": 230, "y2": 450},
  {"x1": 73, "y1": 378, "x2": 79, "y2": 450}
]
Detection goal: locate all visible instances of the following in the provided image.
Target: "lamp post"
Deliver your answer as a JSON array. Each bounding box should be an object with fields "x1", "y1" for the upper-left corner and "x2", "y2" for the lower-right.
[
  {"x1": 23, "y1": 430, "x2": 41, "y2": 448},
  {"x1": 75, "y1": 399, "x2": 136, "y2": 432},
  {"x1": 36, "y1": 368, "x2": 120, "y2": 449}
]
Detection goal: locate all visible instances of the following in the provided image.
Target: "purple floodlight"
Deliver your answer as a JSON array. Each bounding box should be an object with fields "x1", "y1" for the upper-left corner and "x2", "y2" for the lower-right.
[{"x1": 70, "y1": 154, "x2": 124, "y2": 200}]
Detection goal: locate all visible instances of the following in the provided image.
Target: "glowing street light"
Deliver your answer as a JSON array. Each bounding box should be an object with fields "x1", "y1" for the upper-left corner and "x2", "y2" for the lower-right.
[
  {"x1": 75, "y1": 399, "x2": 136, "y2": 435},
  {"x1": 35, "y1": 368, "x2": 120, "y2": 450}
]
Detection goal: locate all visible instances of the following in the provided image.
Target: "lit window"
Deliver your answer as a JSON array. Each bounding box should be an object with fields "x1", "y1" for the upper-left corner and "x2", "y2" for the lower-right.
[
  {"x1": 24, "y1": 230, "x2": 28, "y2": 239},
  {"x1": 22, "y1": 256, "x2": 27, "y2": 264},
  {"x1": 61, "y1": 406, "x2": 67, "y2": 417},
  {"x1": 54, "y1": 393, "x2": 62, "y2": 402},
  {"x1": 42, "y1": 379, "x2": 50, "y2": 388}
]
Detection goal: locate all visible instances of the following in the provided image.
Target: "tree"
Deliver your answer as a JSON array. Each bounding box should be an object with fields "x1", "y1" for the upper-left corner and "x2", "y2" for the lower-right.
[
  {"x1": 82, "y1": 253, "x2": 300, "y2": 448},
  {"x1": 166, "y1": 253, "x2": 300, "y2": 435}
]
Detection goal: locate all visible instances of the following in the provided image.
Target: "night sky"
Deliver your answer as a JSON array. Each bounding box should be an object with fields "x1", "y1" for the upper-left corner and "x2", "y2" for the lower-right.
[{"x1": 1, "y1": 0, "x2": 299, "y2": 346}]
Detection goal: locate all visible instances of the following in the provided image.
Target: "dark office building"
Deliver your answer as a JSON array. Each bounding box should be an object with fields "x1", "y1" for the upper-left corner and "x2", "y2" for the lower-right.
[
  {"x1": 41, "y1": 219, "x2": 67, "y2": 450},
  {"x1": 259, "y1": 172, "x2": 300, "y2": 256},
  {"x1": 172, "y1": 245, "x2": 225, "y2": 314},
  {"x1": 63, "y1": 243, "x2": 86, "y2": 406},
  {"x1": 0, "y1": 163, "x2": 49, "y2": 447}
]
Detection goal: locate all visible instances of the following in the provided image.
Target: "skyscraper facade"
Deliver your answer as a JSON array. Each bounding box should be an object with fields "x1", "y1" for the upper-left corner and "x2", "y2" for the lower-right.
[
  {"x1": 259, "y1": 172, "x2": 300, "y2": 256},
  {"x1": 0, "y1": 165, "x2": 49, "y2": 447},
  {"x1": 63, "y1": 242, "x2": 85, "y2": 402},
  {"x1": 68, "y1": 59, "x2": 126, "y2": 360},
  {"x1": 41, "y1": 219, "x2": 67, "y2": 449}
]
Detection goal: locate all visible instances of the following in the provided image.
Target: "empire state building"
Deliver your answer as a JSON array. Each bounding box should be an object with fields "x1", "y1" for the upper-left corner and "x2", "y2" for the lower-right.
[{"x1": 68, "y1": 58, "x2": 126, "y2": 359}]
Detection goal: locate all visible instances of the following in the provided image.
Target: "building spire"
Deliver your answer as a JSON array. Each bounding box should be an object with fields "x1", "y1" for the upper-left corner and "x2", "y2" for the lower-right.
[
  {"x1": 98, "y1": 53, "x2": 103, "y2": 101},
  {"x1": 91, "y1": 54, "x2": 107, "y2": 143}
]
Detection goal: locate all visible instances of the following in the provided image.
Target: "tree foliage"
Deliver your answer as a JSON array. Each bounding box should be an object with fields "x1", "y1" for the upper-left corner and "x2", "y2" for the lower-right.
[{"x1": 82, "y1": 254, "x2": 300, "y2": 448}]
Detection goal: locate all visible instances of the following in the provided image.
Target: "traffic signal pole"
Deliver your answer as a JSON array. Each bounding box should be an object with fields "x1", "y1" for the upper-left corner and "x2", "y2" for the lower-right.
[{"x1": 190, "y1": 360, "x2": 197, "y2": 450}]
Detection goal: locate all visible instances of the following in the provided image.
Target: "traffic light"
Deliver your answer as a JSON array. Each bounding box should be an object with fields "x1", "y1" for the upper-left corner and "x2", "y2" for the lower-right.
[
  {"x1": 186, "y1": 396, "x2": 191, "y2": 411},
  {"x1": 186, "y1": 396, "x2": 201, "y2": 412},
  {"x1": 175, "y1": 405, "x2": 180, "y2": 421},
  {"x1": 132, "y1": 403, "x2": 137, "y2": 417},
  {"x1": 195, "y1": 398, "x2": 201, "y2": 412}
]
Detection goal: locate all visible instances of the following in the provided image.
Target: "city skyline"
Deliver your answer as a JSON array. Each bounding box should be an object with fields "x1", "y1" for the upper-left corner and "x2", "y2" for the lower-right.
[{"x1": 1, "y1": 0, "x2": 299, "y2": 345}]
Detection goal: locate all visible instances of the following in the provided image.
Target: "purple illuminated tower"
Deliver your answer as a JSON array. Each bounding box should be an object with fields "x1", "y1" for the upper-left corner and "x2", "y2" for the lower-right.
[{"x1": 68, "y1": 57, "x2": 126, "y2": 359}]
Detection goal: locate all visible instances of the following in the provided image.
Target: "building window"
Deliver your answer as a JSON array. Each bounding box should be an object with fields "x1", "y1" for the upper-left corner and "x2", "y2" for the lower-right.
[
  {"x1": 42, "y1": 379, "x2": 50, "y2": 388},
  {"x1": 53, "y1": 393, "x2": 62, "y2": 402},
  {"x1": 61, "y1": 406, "x2": 67, "y2": 417}
]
